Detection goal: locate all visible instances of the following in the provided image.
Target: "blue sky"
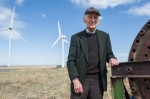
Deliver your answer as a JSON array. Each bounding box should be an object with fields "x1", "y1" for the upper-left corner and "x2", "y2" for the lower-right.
[{"x1": 0, "y1": 0, "x2": 150, "y2": 66}]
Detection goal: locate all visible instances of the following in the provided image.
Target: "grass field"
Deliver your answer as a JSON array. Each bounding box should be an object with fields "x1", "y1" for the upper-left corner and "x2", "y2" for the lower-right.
[{"x1": 0, "y1": 66, "x2": 119, "y2": 99}]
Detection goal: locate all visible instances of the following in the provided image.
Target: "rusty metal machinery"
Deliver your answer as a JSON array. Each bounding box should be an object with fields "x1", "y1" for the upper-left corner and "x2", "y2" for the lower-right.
[{"x1": 111, "y1": 19, "x2": 150, "y2": 99}]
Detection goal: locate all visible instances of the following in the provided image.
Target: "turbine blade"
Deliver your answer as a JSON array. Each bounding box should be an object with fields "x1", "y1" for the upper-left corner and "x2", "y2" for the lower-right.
[
  {"x1": 64, "y1": 39, "x2": 69, "y2": 44},
  {"x1": 10, "y1": 6, "x2": 15, "y2": 28},
  {"x1": 0, "y1": 28, "x2": 9, "y2": 32},
  {"x1": 51, "y1": 37, "x2": 60, "y2": 48},
  {"x1": 58, "y1": 21, "x2": 61, "y2": 36},
  {"x1": 12, "y1": 29, "x2": 28, "y2": 44}
]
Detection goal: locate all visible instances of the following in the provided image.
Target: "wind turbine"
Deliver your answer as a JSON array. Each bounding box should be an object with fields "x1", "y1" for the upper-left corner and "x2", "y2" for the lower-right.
[
  {"x1": 0, "y1": 6, "x2": 28, "y2": 66},
  {"x1": 51, "y1": 21, "x2": 69, "y2": 68}
]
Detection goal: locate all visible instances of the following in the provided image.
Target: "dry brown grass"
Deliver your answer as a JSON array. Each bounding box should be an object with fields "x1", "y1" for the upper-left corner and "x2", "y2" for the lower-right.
[{"x1": 0, "y1": 66, "x2": 114, "y2": 99}]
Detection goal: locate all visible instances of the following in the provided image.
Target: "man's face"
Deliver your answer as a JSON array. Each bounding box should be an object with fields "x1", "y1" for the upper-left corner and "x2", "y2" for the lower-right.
[{"x1": 83, "y1": 12, "x2": 99, "y2": 31}]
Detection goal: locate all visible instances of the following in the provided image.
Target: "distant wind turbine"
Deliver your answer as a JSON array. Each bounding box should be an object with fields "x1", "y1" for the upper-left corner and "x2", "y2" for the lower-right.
[
  {"x1": 51, "y1": 21, "x2": 69, "y2": 68},
  {"x1": 0, "y1": 6, "x2": 28, "y2": 66}
]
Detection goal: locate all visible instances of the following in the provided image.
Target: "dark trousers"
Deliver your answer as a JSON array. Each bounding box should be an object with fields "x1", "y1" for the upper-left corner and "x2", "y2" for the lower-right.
[{"x1": 70, "y1": 78, "x2": 104, "y2": 99}]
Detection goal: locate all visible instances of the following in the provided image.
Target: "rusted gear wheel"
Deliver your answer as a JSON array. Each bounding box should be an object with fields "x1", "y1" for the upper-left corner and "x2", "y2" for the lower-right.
[{"x1": 128, "y1": 19, "x2": 150, "y2": 99}]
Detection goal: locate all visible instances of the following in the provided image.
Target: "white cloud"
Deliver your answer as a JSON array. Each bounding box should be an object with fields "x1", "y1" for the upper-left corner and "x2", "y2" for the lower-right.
[
  {"x1": 0, "y1": 30, "x2": 23, "y2": 40},
  {"x1": 127, "y1": 2, "x2": 150, "y2": 16},
  {"x1": 115, "y1": 53, "x2": 128, "y2": 62},
  {"x1": 41, "y1": 14, "x2": 46, "y2": 18},
  {"x1": 100, "y1": 16, "x2": 103, "y2": 20},
  {"x1": 70, "y1": 0, "x2": 140, "y2": 9},
  {"x1": 0, "y1": 6, "x2": 26, "y2": 40},
  {"x1": 15, "y1": 0, "x2": 24, "y2": 6},
  {"x1": 116, "y1": 53, "x2": 128, "y2": 56},
  {"x1": 0, "y1": 7, "x2": 12, "y2": 27}
]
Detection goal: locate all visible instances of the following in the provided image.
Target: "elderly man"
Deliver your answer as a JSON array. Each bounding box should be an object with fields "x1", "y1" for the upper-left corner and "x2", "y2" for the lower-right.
[{"x1": 67, "y1": 7, "x2": 119, "y2": 99}]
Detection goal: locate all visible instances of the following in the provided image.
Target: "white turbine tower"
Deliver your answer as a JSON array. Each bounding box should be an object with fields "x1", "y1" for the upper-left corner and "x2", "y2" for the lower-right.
[
  {"x1": 0, "y1": 6, "x2": 28, "y2": 66},
  {"x1": 51, "y1": 21, "x2": 69, "y2": 68}
]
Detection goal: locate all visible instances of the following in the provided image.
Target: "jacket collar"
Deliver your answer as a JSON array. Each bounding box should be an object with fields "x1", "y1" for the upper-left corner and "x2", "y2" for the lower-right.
[
  {"x1": 80, "y1": 30, "x2": 88, "y2": 62},
  {"x1": 85, "y1": 28, "x2": 97, "y2": 34}
]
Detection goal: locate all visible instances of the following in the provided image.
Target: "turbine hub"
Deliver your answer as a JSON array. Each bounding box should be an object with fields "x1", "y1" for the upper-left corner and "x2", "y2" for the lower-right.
[
  {"x1": 60, "y1": 35, "x2": 66, "y2": 38},
  {"x1": 9, "y1": 27, "x2": 12, "y2": 30}
]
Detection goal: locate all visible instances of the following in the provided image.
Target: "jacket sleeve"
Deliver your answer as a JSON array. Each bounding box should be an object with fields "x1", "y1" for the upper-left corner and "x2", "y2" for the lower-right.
[
  {"x1": 106, "y1": 34, "x2": 117, "y2": 62},
  {"x1": 67, "y1": 35, "x2": 79, "y2": 81}
]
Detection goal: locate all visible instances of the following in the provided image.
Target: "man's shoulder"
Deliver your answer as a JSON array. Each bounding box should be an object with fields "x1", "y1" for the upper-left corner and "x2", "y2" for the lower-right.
[
  {"x1": 96, "y1": 29, "x2": 109, "y2": 35},
  {"x1": 71, "y1": 30, "x2": 86, "y2": 37}
]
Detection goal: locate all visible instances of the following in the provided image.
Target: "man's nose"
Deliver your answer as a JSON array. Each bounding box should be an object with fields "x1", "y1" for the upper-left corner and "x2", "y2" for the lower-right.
[{"x1": 91, "y1": 17, "x2": 95, "y2": 21}]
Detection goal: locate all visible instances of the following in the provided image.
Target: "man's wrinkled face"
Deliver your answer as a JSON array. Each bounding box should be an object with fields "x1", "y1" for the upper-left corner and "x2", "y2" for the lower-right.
[{"x1": 83, "y1": 12, "x2": 99, "y2": 31}]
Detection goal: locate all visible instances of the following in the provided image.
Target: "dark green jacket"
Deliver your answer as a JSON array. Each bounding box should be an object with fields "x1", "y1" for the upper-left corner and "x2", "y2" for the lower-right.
[{"x1": 67, "y1": 29, "x2": 116, "y2": 93}]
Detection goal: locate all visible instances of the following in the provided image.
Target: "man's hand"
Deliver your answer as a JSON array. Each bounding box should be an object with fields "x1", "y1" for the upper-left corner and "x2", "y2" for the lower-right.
[
  {"x1": 72, "y1": 78, "x2": 83, "y2": 94},
  {"x1": 109, "y1": 58, "x2": 119, "y2": 66}
]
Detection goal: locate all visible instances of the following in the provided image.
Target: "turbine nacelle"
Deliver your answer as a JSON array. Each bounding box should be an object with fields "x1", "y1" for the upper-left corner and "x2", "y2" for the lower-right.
[
  {"x1": 9, "y1": 27, "x2": 12, "y2": 30},
  {"x1": 60, "y1": 35, "x2": 66, "y2": 38}
]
